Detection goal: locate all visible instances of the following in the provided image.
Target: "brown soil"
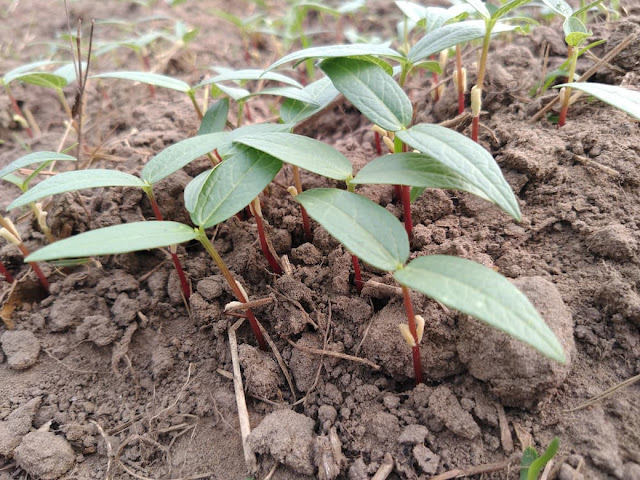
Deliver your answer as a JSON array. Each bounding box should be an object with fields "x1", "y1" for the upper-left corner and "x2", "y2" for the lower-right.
[{"x1": 1, "y1": 1, "x2": 639, "y2": 479}]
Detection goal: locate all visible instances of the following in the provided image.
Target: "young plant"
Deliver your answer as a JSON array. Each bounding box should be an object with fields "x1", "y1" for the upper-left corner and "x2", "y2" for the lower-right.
[
  {"x1": 0, "y1": 151, "x2": 77, "y2": 244},
  {"x1": 0, "y1": 216, "x2": 49, "y2": 292},
  {"x1": 294, "y1": 188, "x2": 565, "y2": 383},
  {"x1": 21, "y1": 143, "x2": 285, "y2": 350},
  {"x1": 520, "y1": 437, "x2": 560, "y2": 480},
  {"x1": 463, "y1": 0, "x2": 533, "y2": 140}
]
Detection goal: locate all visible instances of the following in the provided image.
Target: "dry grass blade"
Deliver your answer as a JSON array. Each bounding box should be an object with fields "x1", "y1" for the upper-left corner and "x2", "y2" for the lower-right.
[
  {"x1": 429, "y1": 459, "x2": 513, "y2": 479},
  {"x1": 228, "y1": 318, "x2": 258, "y2": 475},
  {"x1": 565, "y1": 373, "x2": 640, "y2": 413},
  {"x1": 371, "y1": 453, "x2": 394, "y2": 480},
  {"x1": 286, "y1": 338, "x2": 381, "y2": 370},
  {"x1": 256, "y1": 319, "x2": 297, "y2": 402}
]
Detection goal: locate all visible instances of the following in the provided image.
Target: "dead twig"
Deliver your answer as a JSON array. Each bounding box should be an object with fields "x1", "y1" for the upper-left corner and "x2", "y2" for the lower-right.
[
  {"x1": 429, "y1": 459, "x2": 513, "y2": 479},
  {"x1": 256, "y1": 319, "x2": 297, "y2": 402},
  {"x1": 43, "y1": 349, "x2": 103, "y2": 374},
  {"x1": 565, "y1": 372, "x2": 640, "y2": 413},
  {"x1": 90, "y1": 420, "x2": 113, "y2": 480},
  {"x1": 496, "y1": 403, "x2": 514, "y2": 454},
  {"x1": 286, "y1": 338, "x2": 381, "y2": 371},
  {"x1": 224, "y1": 296, "x2": 274, "y2": 312},
  {"x1": 229, "y1": 318, "x2": 258, "y2": 475},
  {"x1": 371, "y1": 453, "x2": 394, "y2": 480}
]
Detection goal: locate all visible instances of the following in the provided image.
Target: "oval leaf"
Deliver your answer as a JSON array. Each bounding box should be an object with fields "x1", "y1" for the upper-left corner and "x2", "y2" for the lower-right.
[
  {"x1": 266, "y1": 44, "x2": 403, "y2": 72},
  {"x1": 184, "y1": 168, "x2": 216, "y2": 214},
  {"x1": 141, "y1": 132, "x2": 227, "y2": 184},
  {"x1": 233, "y1": 132, "x2": 352, "y2": 181},
  {"x1": 197, "y1": 68, "x2": 302, "y2": 88},
  {"x1": 394, "y1": 255, "x2": 566, "y2": 363},
  {"x1": 189, "y1": 146, "x2": 283, "y2": 228},
  {"x1": 0, "y1": 151, "x2": 76, "y2": 179},
  {"x1": 198, "y1": 99, "x2": 229, "y2": 136},
  {"x1": 251, "y1": 86, "x2": 319, "y2": 105},
  {"x1": 3, "y1": 60, "x2": 65, "y2": 85},
  {"x1": 8, "y1": 169, "x2": 146, "y2": 210},
  {"x1": 219, "y1": 123, "x2": 294, "y2": 158},
  {"x1": 556, "y1": 82, "x2": 640, "y2": 120},
  {"x1": 280, "y1": 75, "x2": 340, "y2": 124},
  {"x1": 409, "y1": 20, "x2": 514, "y2": 63},
  {"x1": 11, "y1": 72, "x2": 68, "y2": 90},
  {"x1": 25, "y1": 221, "x2": 199, "y2": 262},
  {"x1": 352, "y1": 152, "x2": 495, "y2": 199},
  {"x1": 296, "y1": 188, "x2": 409, "y2": 271},
  {"x1": 396, "y1": 124, "x2": 521, "y2": 220},
  {"x1": 539, "y1": 0, "x2": 572, "y2": 17},
  {"x1": 92, "y1": 71, "x2": 191, "y2": 92},
  {"x1": 320, "y1": 57, "x2": 412, "y2": 132}
]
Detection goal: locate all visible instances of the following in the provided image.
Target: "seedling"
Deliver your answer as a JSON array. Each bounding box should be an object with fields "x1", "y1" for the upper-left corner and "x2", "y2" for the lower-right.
[
  {"x1": 520, "y1": 437, "x2": 560, "y2": 480},
  {"x1": 295, "y1": 188, "x2": 564, "y2": 383},
  {"x1": 0, "y1": 216, "x2": 49, "y2": 292},
  {"x1": 0, "y1": 151, "x2": 77, "y2": 244},
  {"x1": 463, "y1": 0, "x2": 533, "y2": 140}
]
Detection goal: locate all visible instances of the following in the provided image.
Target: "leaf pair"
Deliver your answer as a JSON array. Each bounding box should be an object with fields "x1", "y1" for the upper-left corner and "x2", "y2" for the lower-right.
[{"x1": 296, "y1": 188, "x2": 565, "y2": 363}]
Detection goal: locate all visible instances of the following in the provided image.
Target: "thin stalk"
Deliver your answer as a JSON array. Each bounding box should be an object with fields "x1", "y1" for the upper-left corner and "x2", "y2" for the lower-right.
[
  {"x1": 17, "y1": 243, "x2": 49, "y2": 292},
  {"x1": 430, "y1": 55, "x2": 440, "y2": 103},
  {"x1": 146, "y1": 189, "x2": 191, "y2": 301},
  {"x1": 558, "y1": 46, "x2": 579, "y2": 127},
  {"x1": 250, "y1": 198, "x2": 282, "y2": 275},
  {"x1": 56, "y1": 88, "x2": 74, "y2": 122},
  {"x1": 374, "y1": 131, "x2": 382, "y2": 155},
  {"x1": 456, "y1": 45, "x2": 465, "y2": 115},
  {"x1": 5, "y1": 85, "x2": 33, "y2": 137},
  {"x1": 351, "y1": 255, "x2": 363, "y2": 294},
  {"x1": 198, "y1": 229, "x2": 267, "y2": 351},
  {"x1": 29, "y1": 203, "x2": 55, "y2": 244},
  {"x1": 292, "y1": 166, "x2": 312, "y2": 242},
  {"x1": 346, "y1": 182, "x2": 364, "y2": 293},
  {"x1": 141, "y1": 52, "x2": 156, "y2": 98},
  {"x1": 188, "y1": 92, "x2": 204, "y2": 120},
  {"x1": 394, "y1": 137, "x2": 413, "y2": 237},
  {"x1": 0, "y1": 261, "x2": 14, "y2": 283},
  {"x1": 402, "y1": 285, "x2": 423, "y2": 384},
  {"x1": 471, "y1": 22, "x2": 494, "y2": 143}
]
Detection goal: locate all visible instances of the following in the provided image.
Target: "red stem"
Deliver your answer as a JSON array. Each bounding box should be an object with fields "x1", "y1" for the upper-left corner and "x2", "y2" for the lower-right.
[
  {"x1": 402, "y1": 285, "x2": 423, "y2": 384},
  {"x1": 394, "y1": 185, "x2": 403, "y2": 203},
  {"x1": 18, "y1": 244, "x2": 49, "y2": 292},
  {"x1": 431, "y1": 55, "x2": 440, "y2": 103},
  {"x1": 374, "y1": 131, "x2": 382, "y2": 156},
  {"x1": 214, "y1": 149, "x2": 223, "y2": 163},
  {"x1": 0, "y1": 260, "x2": 14, "y2": 283},
  {"x1": 252, "y1": 207, "x2": 283, "y2": 275},
  {"x1": 148, "y1": 192, "x2": 191, "y2": 300},
  {"x1": 402, "y1": 185, "x2": 413, "y2": 238},
  {"x1": 351, "y1": 255, "x2": 363, "y2": 294},
  {"x1": 142, "y1": 55, "x2": 156, "y2": 98},
  {"x1": 558, "y1": 103, "x2": 568, "y2": 127},
  {"x1": 244, "y1": 102, "x2": 253, "y2": 123},
  {"x1": 300, "y1": 205, "x2": 312, "y2": 243},
  {"x1": 471, "y1": 116, "x2": 479, "y2": 142}
]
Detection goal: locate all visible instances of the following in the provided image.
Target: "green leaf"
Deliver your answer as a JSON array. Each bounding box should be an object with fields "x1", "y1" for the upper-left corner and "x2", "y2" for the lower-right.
[
  {"x1": 491, "y1": 0, "x2": 533, "y2": 20},
  {"x1": 2, "y1": 60, "x2": 65, "y2": 85},
  {"x1": 25, "y1": 221, "x2": 199, "y2": 262},
  {"x1": 184, "y1": 168, "x2": 215, "y2": 214},
  {"x1": 563, "y1": 16, "x2": 590, "y2": 47},
  {"x1": 410, "y1": 186, "x2": 425, "y2": 202},
  {"x1": 54, "y1": 62, "x2": 86, "y2": 84},
  {"x1": 539, "y1": 0, "x2": 572, "y2": 17},
  {"x1": 464, "y1": 0, "x2": 490, "y2": 19},
  {"x1": 520, "y1": 448, "x2": 539, "y2": 480},
  {"x1": 296, "y1": 188, "x2": 409, "y2": 271},
  {"x1": 394, "y1": 256, "x2": 566, "y2": 363},
  {"x1": 141, "y1": 132, "x2": 227, "y2": 184},
  {"x1": 252, "y1": 86, "x2": 319, "y2": 105},
  {"x1": 266, "y1": 44, "x2": 403, "y2": 72},
  {"x1": 219, "y1": 123, "x2": 294, "y2": 158},
  {"x1": 0, "y1": 151, "x2": 76, "y2": 179},
  {"x1": 352, "y1": 152, "x2": 500, "y2": 198},
  {"x1": 92, "y1": 71, "x2": 191, "y2": 92},
  {"x1": 280, "y1": 75, "x2": 340, "y2": 124},
  {"x1": 526, "y1": 438, "x2": 560, "y2": 480},
  {"x1": 11, "y1": 72, "x2": 68, "y2": 90},
  {"x1": 232, "y1": 132, "x2": 353, "y2": 181},
  {"x1": 188, "y1": 146, "x2": 282, "y2": 228},
  {"x1": 198, "y1": 99, "x2": 229, "y2": 136},
  {"x1": 197, "y1": 68, "x2": 303, "y2": 88},
  {"x1": 211, "y1": 83, "x2": 251, "y2": 101},
  {"x1": 396, "y1": 124, "x2": 521, "y2": 220},
  {"x1": 320, "y1": 57, "x2": 412, "y2": 132},
  {"x1": 396, "y1": 1, "x2": 427, "y2": 22},
  {"x1": 8, "y1": 169, "x2": 146, "y2": 210},
  {"x1": 409, "y1": 20, "x2": 514, "y2": 63},
  {"x1": 555, "y1": 82, "x2": 640, "y2": 120},
  {"x1": 1, "y1": 173, "x2": 23, "y2": 188}
]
